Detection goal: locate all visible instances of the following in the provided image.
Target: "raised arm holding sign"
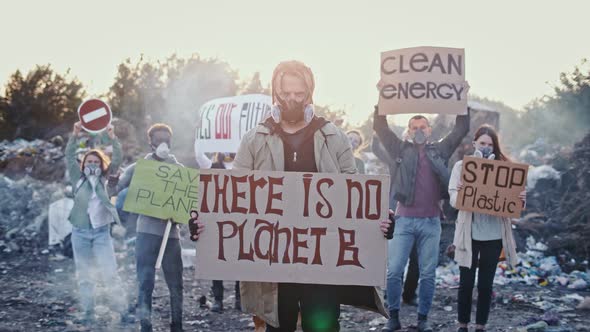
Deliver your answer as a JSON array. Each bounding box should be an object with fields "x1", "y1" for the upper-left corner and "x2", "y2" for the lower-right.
[{"x1": 373, "y1": 46, "x2": 472, "y2": 332}]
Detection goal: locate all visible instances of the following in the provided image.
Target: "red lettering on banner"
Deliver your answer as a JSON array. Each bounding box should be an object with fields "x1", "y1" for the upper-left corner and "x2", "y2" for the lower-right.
[
  {"x1": 346, "y1": 179, "x2": 364, "y2": 218},
  {"x1": 265, "y1": 177, "x2": 284, "y2": 216},
  {"x1": 248, "y1": 175, "x2": 268, "y2": 214},
  {"x1": 365, "y1": 180, "x2": 382, "y2": 220},
  {"x1": 231, "y1": 175, "x2": 248, "y2": 214},
  {"x1": 215, "y1": 103, "x2": 236, "y2": 139},
  {"x1": 215, "y1": 219, "x2": 329, "y2": 266},
  {"x1": 273, "y1": 221, "x2": 292, "y2": 264},
  {"x1": 345, "y1": 179, "x2": 383, "y2": 220},
  {"x1": 237, "y1": 220, "x2": 254, "y2": 261},
  {"x1": 213, "y1": 174, "x2": 230, "y2": 213},
  {"x1": 217, "y1": 221, "x2": 238, "y2": 261},
  {"x1": 310, "y1": 227, "x2": 327, "y2": 265},
  {"x1": 199, "y1": 174, "x2": 212, "y2": 213},
  {"x1": 254, "y1": 219, "x2": 274, "y2": 263},
  {"x1": 337, "y1": 228, "x2": 364, "y2": 268},
  {"x1": 302, "y1": 174, "x2": 313, "y2": 217},
  {"x1": 316, "y1": 178, "x2": 334, "y2": 218},
  {"x1": 292, "y1": 227, "x2": 309, "y2": 264},
  {"x1": 201, "y1": 173, "x2": 285, "y2": 215}
]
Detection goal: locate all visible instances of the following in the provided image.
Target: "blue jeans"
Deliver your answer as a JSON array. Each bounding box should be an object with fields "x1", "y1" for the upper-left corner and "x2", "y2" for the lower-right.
[
  {"x1": 71, "y1": 224, "x2": 127, "y2": 313},
  {"x1": 386, "y1": 217, "x2": 441, "y2": 316},
  {"x1": 136, "y1": 232, "x2": 183, "y2": 326}
]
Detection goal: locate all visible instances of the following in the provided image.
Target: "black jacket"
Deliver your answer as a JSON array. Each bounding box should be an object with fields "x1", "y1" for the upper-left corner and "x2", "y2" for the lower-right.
[{"x1": 373, "y1": 109, "x2": 470, "y2": 206}]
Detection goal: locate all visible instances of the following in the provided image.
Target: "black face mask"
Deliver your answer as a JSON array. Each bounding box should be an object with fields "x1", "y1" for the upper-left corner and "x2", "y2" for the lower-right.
[{"x1": 277, "y1": 97, "x2": 305, "y2": 123}]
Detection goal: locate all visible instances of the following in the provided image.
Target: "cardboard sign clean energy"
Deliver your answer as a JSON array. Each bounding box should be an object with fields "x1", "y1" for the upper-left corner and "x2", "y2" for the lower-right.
[
  {"x1": 378, "y1": 46, "x2": 469, "y2": 115},
  {"x1": 194, "y1": 169, "x2": 390, "y2": 287},
  {"x1": 195, "y1": 94, "x2": 272, "y2": 153},
  {"x1": 77, "y1": 99, "x2": 112, "y2": 133},
  {"x1": 456, "y1": 156, "x2": 528, "y2": 218},
  {"x1": 123, "y1": 159, "x2": 199, "y2": 223}
]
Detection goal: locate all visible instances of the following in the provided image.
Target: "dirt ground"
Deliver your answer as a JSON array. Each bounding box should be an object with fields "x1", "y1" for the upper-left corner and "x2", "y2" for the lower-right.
[{"x1": 1, "y1": 245, "x2": 589, "y2": 332}]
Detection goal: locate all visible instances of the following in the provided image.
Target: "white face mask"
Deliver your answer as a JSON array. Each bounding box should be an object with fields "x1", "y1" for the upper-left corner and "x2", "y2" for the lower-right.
[
  {"x1": 84, "y1": 164, "x2": 102, "y2": 177},
  {"x1": 155, "y1": 143, "x2": 170, "y2": 159}
]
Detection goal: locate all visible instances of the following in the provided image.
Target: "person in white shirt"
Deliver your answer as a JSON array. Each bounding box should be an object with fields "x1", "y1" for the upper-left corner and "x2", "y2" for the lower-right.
[{"x1": 65, "y1": 122, "x2": 130, "y2": 325}]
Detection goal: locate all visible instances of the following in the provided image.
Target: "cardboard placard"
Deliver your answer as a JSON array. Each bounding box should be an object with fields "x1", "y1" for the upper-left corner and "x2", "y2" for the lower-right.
[
  {"x1": 194, "y1": 169, "x2": 390, "y2": 287},
  {"x1": 378, "y1": 46, "x2": 469, "y2": 115},
  {"x1": 195, "y1": 94, "x2": 272, "y2": 153},
  {"x1": 456, "y1": 156, "x2": 528, "y2": 218},
  {"x1": 123, "y1": 159, "x2": 199, "y2": 223}
]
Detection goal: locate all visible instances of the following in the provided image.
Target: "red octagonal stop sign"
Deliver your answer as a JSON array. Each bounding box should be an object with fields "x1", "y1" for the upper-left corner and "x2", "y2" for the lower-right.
[{"x1": 77, "y1": 99, "x2": 112, "y2": 133}]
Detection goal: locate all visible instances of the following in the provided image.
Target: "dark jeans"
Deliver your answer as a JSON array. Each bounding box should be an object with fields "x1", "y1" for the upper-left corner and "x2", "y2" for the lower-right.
[
  {"x1": 136, "y1": 232, "x2": 183, "y2": 326},
  {"x1": 212, "y1": 280, "x2": 240, "y2": 302},
  {"x1": 266, "y1": 283, "x2": 340, "y2": 332},
  {"x1": 403, "y1": 244, "x2": 419, "y2": 303},
  {"x1": 458, "y1": 239, "x2": 502, "y2": 325}
]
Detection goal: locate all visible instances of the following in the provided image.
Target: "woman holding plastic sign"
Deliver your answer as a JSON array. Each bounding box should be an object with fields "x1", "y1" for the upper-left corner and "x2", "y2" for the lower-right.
[
  {"x1": 448, "y1": 125, "x2": 524, "y2": 332},
  {"x1": 65, "y1": 121, "x2": 131, "y2": 325},
  {"x1": 194, "y1": 139, "x2": 240, "y2": 313}
]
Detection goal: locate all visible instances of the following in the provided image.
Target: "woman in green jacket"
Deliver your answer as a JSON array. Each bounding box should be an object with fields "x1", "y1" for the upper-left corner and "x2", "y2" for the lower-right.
[{"x1": 65, "y1": 121, "x2": 129, "y2": 324}]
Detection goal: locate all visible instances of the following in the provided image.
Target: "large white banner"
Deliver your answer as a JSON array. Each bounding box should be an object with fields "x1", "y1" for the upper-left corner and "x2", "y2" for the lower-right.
[
  {"x1": 195, "y1": 94, "x2": 272, "y2": 153},
  {"x1": 194, "y1": 169, "x2": 390, "y2": 287}
]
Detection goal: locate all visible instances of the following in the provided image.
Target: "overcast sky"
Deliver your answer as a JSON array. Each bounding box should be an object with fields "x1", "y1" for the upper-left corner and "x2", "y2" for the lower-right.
[{"x1": 1, "y1": 0, "x2": 588, "y2": 123}]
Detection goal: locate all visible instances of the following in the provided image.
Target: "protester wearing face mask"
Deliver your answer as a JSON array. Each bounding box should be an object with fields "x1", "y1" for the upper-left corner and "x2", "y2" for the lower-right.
[
  {"x1": 65, "y1": 121, "x2": 131, "y2": 325},
  {"x1": 193, "y1": 139, "x2": 240, "y2": 312},
  {"x1": 449, "y1": 125, "x2": 523, "y2": 332},
  {"x1": 347, "y1": 130, "x2": 366, "y2": 174},
  {"x1": 373, "y1": 107, "x2": 470, "y2": 332},
  {"x1": 372, "y1": 133, "x2": 420, "y2": 307},
  {"x1": 110, "y1": 123, "x2": 184, "y2": 332},
  {"x1": 191, "y1": 60, "x2": 393, "y2": 332}
]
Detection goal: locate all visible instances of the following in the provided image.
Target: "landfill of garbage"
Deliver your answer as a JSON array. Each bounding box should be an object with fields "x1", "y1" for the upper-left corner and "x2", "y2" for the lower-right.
[
  {"x1": 437, "y1": 236, "x2": 589, "y2": 290},
  {"x1": 517, "y1": 132, "x2": 590, "y2": 263},
  {"x1": 0, "y1": 138, "x2": 66, "y2": 181},
  {"x1": 1, "y1": 122, "x2": 590, "y2": 331},
  {"x1": 0, "y1": 175, "x2": 68, "y2": 254},
  {"x1": 0, "y1": 138, "x2": 64, "y2": 162}
]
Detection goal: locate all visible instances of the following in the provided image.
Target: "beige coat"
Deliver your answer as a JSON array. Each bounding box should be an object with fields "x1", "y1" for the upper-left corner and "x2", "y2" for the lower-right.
[
  {"x1": 448, "y1": 160, "x2": 518, "y2": 269},
  {"x1": 233, "y1": 120, "x2": 388, "y2": 328}
]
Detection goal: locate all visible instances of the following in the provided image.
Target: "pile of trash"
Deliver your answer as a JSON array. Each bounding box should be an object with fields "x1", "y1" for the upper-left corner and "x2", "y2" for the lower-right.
[
  {"x1": 519, "y1": 131, "x2": 590, "y2": 262},
  {"x1": 0, "y1": 175, "x2": 67, "y2": 255},
  {"x1": 437, "y1": 236, "x2": 589, "y2": 291},
  {"x1": 0, "y1": 138, "x2": 64, "y2": 162},
  {"x1": 0, "y1": 137, "x2": 65, "y2": 181},
  {"x1": 494, "y1": 237, "x2": 589, "y2": 289},
  {"x1": 518, "y1": 138, "x2": 566, "y2": 167}
]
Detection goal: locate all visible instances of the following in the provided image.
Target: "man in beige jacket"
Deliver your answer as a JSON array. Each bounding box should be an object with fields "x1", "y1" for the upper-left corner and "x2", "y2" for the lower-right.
[{"x1": 192, "y1": 60, "x2": 392, "y2": 331}]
